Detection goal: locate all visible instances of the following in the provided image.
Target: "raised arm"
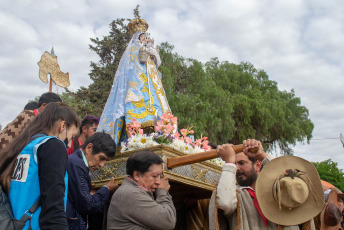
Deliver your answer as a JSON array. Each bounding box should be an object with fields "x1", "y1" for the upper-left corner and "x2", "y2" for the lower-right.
[{"x1": 216, "y1": 144, "x2": 238, "y2": 216}]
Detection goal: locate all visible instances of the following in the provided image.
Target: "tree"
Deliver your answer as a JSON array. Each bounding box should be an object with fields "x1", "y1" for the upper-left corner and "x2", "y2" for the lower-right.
[
  {"x1": 313, "y1": 159, "x2": 344, "y2": 192},
  {"x1": 61, "y1": 9, "x2": 314, "y2": 154},
  {"x1": 159, "y1": 44, "x2": 313, "y2": 154}
]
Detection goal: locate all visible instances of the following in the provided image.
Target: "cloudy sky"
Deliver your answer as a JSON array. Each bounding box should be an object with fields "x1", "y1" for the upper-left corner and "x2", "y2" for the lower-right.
[{"x1": 1, "y1": 0, "x2": 343, "y2": 168}]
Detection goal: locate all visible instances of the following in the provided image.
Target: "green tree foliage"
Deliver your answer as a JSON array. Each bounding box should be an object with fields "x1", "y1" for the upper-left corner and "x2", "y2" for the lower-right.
[
  {"x1": 313, "y1": 159, "x2": 344, "y2": 192},
  {"x1": 62, "y1": 8, "x2": 313, "y2": 154},
  {"x1": 159, "y1": 44, "x2": 313, "y2": 154}
]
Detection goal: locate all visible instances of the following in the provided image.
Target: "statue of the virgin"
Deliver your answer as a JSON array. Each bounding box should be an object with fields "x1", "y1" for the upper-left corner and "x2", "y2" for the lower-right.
[{"x1": 97, "y1": 18, "x2": 171, "y2": 145}]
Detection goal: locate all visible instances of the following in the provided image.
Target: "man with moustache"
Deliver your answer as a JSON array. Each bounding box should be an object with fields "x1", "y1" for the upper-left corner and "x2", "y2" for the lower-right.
[
  {"x1": 66, "y1": 132, "x2": 119, "y2": 230},
  {"x1": 209, "y1": 139, "x2": 314, "y2": 230}
]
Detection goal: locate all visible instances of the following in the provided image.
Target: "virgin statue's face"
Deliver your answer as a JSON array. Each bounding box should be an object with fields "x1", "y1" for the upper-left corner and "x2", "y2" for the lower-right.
[{"x1": 139, "y1": 33, "x2": 146, "y2": 42}]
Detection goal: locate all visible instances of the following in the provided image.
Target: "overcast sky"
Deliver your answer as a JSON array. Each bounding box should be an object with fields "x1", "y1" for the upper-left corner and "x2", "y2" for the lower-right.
[{"x1": 1, "y1": 0, "x2": 343, "y2": 168}]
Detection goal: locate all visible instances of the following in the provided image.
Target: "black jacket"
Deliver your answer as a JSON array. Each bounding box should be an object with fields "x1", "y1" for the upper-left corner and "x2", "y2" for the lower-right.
[{"x1": 66, "y1": 150, "x2": 110, "y2": 230}]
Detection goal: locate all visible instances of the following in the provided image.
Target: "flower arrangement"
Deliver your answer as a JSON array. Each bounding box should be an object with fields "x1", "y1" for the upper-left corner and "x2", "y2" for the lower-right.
[{"x1": 121, "y1": 113, "x2": 225, "y2": 166}]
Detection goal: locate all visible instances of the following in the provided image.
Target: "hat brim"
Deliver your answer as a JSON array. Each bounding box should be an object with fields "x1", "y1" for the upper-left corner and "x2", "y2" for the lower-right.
[{"x1": 256, "y1": 156, "x2": 324, "y2": 226}]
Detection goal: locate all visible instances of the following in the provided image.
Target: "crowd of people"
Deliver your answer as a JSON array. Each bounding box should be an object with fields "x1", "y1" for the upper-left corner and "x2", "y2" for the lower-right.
[{"x1": 0, "y1": 92, "x2": 343, "y2": 230}]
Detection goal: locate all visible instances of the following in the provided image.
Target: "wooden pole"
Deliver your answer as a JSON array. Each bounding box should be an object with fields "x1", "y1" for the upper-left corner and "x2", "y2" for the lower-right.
[
  {"x1": 167, "y1": 144, "x2": 258, "y2": 169},
  {"x1": 49, "y1": 74, "x2": 53, "y2": 92}
]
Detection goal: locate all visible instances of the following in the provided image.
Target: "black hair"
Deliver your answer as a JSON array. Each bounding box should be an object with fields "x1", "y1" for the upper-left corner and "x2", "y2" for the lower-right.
[
  {"x1": 80, "y1": 115, "x2": 100, "y2": 133},
  {"x1": 208, "y1": 143, "x2": 217, "y2": 149},
  {"x1": 126, "y1": 150, "x2": 163, "y2": 177},
  {"x1": 38, "y1": 92, "x2": 62, "y2": 107},
  {"x1": 24, "y1": 101, "x2": 39, "y2": 110},
  {"x1": 80, "y1": 132, "x2": 116, "y2": 158},
  {"x1": 248, "y1": 156, "x2": 257, "y2": 164}
]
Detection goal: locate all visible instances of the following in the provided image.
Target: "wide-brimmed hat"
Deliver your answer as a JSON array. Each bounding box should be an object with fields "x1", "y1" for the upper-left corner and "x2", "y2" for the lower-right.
[{"x1": 256, "y1": 156, "x2": 324, "y2": 226}]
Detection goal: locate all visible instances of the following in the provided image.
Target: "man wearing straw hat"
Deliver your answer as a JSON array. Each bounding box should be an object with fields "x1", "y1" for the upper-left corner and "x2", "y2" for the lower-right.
[{"x1": 209, "y1": 139, "x2": 321, "y2": 230}]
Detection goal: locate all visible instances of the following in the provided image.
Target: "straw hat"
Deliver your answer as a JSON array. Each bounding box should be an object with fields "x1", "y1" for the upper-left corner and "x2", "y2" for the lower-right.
[{"x1": 256, "y1": 156, "x2": 324, "y2": 226}]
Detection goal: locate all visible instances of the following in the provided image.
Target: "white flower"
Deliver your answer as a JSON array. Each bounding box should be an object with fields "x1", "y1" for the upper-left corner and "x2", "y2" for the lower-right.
[
  {"x1": 208, "y1": 158, "x2": 225, "y2": 167},
  {"x1": 121, "y1": 132, "x2": 221, "y2": 167}
]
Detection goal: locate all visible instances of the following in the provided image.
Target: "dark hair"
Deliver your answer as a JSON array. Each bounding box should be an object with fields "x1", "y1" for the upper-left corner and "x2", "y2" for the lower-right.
[
  {"x1": 126, "y1": 150, "x2": 163, "y2": 177},
  {"x1": 208, "y1": 143, "x2": 217, "y2": 149},
  {"x1": 80, "y1": 132, "x2": 116, "y2": 158},
  {"x1": 248, "y1": 156, "x2": 257, "y2": 164},
  {"x1": 0, "y1": 102, "x2": 80, "y2": 193},
  {"x1": 71, "y1": 115, "x2": 100, "y2": 151},
  {"x1": 38, "y1": 92, "x2": 62, "y2": 107},
  {"x1": 24, "y1": 101, "x2": 39, "y2": 110},
  {"x1": 80, "y1": 115, "x2": 100, "y2": 133}
]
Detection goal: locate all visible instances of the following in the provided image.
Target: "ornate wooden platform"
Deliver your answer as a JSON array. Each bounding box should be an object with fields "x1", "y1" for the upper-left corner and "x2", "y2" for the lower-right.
[{"x1": 90, "y1": 144, "x2": 221, "y2": 193}]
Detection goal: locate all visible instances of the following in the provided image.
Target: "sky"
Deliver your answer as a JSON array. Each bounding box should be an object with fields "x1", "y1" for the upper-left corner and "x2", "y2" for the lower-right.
[{"x1": 1, "y1": 0, "x2": 344, "y2": 168}]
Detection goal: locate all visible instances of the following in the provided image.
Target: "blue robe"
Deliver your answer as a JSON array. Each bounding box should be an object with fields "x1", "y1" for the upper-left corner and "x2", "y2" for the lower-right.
[{"x1": 97, "y1": 31, "x2": 171, "y2": 146}]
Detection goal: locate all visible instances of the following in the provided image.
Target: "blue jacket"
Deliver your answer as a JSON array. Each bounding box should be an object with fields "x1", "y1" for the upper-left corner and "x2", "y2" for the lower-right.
[
  {"x1": 9, "y1": 135, "x2": 68, "y2": 230},
  {"x1": 66, "y1": 149, "x2": 110, "y2": 230}
]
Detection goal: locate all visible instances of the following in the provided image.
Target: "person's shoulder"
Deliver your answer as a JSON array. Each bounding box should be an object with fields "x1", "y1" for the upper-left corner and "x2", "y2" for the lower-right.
[
  {"x1": 42, "y1": 137, "x2": 64, "y2": 147},
  {"x1": 22, "y1": 109, "x2": 35, "y2": 116},
  {"x1": 37, "y1": 136, "x2": 67, "y2": 161},
  {"x1": 3, "y1": 110, "x2": 35, "y2": 129},
  {"x1": 38, "y1": 137, "x2": 66, "y2": 155},
  {"x1": 68, "y1": 150, "x2": 84, "y2": 166},
  {"x1": 117, "y1": 181, "x2": 150, "y2": 200}
]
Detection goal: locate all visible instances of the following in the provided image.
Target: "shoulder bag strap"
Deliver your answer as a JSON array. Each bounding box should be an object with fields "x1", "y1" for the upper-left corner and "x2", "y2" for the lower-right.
[{"x1": 18, "y1": 198, "x2": 40, "y2": 223}]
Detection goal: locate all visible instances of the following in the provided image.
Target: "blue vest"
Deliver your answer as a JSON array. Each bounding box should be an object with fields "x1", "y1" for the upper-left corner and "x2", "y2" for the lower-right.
[{"x1": 9, "y1": 135, "x2": 68, "y2": 230}]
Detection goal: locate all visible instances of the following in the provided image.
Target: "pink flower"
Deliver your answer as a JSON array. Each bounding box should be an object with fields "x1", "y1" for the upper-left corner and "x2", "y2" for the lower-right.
[
  {"x1": 202, "y1": 140, "x2": 211, "y2": 150},
  {"x1": 184, "y1": 137, "x2": 193, "y2": 144},
  {"x1": 161, "y1": 113, "x2": 170, "y2": 122},
  {"x1": 128, "y1": 129, "x2": 135, "y2": 137},
  {"x1": 155, "y1": 125, "x2": 163, "y2": 132},
  {"x1": 138, "y1": 129, "x2": 144, "y2": 135},
  {"x1": 194, "y1": 139, "x2": 202, "y2": 146},
  {"x1": 171, "y1": 116, "x2": 177, "y2": 124},
  {"x1": 202, "y1": 145, "x2": 211, "y2": 150},
  {"x1": 180, "y1": 129, "x2": 187, "y2": 137},
  {"x1": 164, "y1": 123, "x2": 174, "y2": 135},
  {"x1": 188, "y1": 130, "x2": 194, "y2": 134},
  {"x1": 131, "y1": 119, "x2": 141, "y2": 129},
  {"x1": 174, "y1": 133, "x2": 181, "y2": 138}
]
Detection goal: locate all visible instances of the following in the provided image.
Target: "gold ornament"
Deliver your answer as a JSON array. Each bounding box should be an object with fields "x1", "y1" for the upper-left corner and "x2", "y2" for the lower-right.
[
  {"x1": 128, "y1": 18, "x2": 149, "y2": 35},
  {"x1": 37, "y1": 51, "x2": 70, "y2": 88}
]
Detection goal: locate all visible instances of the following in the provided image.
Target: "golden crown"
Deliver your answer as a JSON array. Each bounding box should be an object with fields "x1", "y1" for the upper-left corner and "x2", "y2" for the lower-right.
[{"x1": 128, "y1": 18, "x2": 149, "y2": 35}]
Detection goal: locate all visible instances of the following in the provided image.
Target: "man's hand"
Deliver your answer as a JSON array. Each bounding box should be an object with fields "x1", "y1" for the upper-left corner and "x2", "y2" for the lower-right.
[
  {"x1": 217, "y1": 144, "x2": 236, "y2": 163},
  {"x1": 105, "y1": 177, "x2": 119, "y2": 193},
  {"x1": 243, "y1": 139, "x2": 267, "y2": 161},
  {"x1": 158, "y1": 175, "x2": 171, "y2": 191}
]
